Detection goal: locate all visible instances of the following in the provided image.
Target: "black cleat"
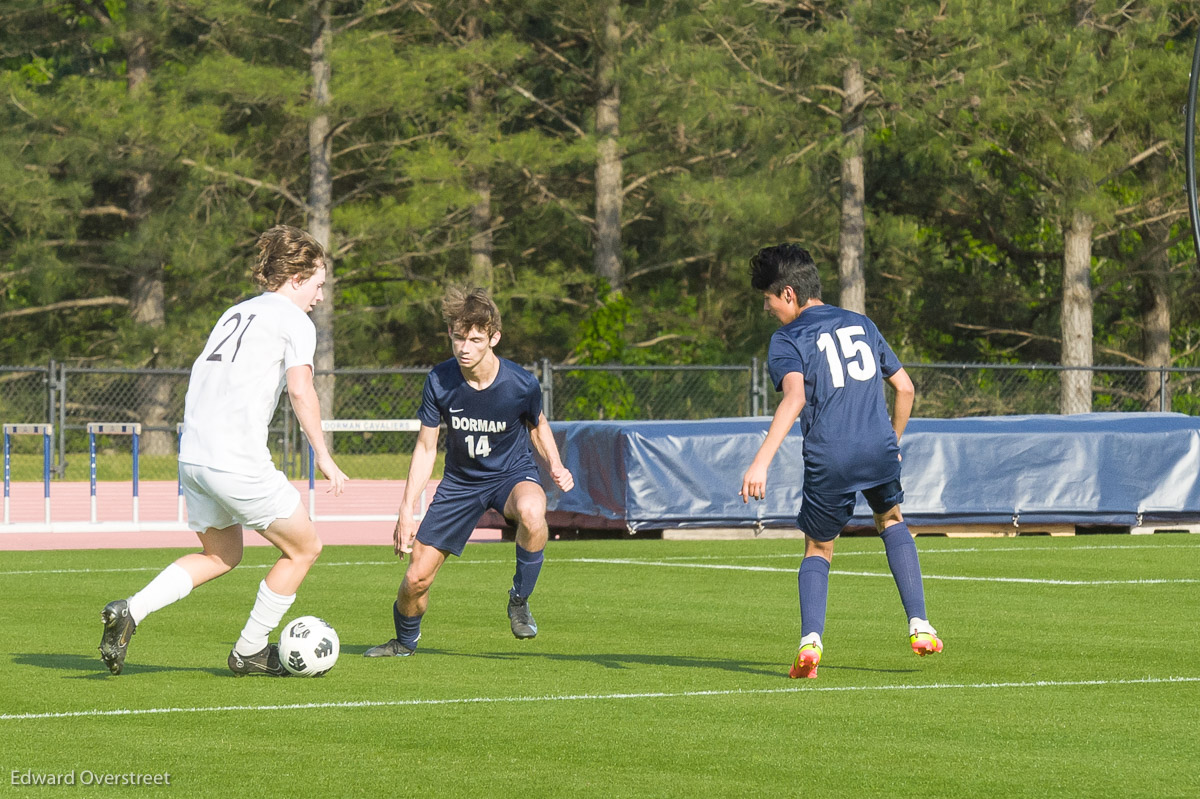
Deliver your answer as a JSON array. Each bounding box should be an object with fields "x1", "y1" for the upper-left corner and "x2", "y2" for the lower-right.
[
  {"x1": 507, "y1": 593, "x2": 538, "y2": 639},
  {"x1": 99, "y1": 599, "x2": 137, "y2": 675},
  {"x1": 363, "y1": 638, "x2": 415, "y2": 657},
  {"x1": 228, "y1": 644, "x2": 288, "y2": 677}
]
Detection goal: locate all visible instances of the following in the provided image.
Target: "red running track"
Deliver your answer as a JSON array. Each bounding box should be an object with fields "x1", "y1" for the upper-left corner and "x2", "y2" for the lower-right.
[{"x1": 0, "y1": 479, "x2": 504, "y2": 551}]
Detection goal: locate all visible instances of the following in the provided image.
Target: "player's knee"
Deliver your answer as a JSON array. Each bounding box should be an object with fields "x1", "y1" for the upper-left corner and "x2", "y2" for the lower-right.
[
  {"x1": 514, "y1": 497, "x2": 547, "y2": 529},
  {"x1": 401, "y1": 571, "x2": 434, "y2": 598},
  {"x1": 803, "y1": 535, "x2": 835, "y2": 560},
  {"x1": 283, "y1": 533, "x2": 322, "y2": 568},
  {"x1": 204, "y1": 544, "x2": 242, "y2": 572},
  {"x1": 873, "y1": 507, "x2": 903, "y2": 533},
  {"x1": 299, "y1": 535, "x2": 323, "y2": 565}
]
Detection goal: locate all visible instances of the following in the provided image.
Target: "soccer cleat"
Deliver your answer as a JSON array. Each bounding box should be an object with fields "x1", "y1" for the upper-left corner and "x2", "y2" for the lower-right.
[
  {"x1": 228, "y1": 643, "x2": 288, "y2": 677},
  {"x1": 363, "y1": 639, "x2": 416, "y2": 657},
  {"x1": 98, "y1": 599, "x2": 137, "y2": 675},
  {"x1": 910, "y1": 631, "x2": 944, "y2": 657},
  {"x1": 789, "y1": 642, "x2": 822, "y2": 679},
  {"x1": 507, "y1": 593, "x2": 538, "y2": 639}
]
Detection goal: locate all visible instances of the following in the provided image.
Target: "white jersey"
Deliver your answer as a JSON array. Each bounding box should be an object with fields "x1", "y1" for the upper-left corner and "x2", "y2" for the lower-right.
[{"x1": 180, "y1": 292, "x2": 316, "y2": 475}]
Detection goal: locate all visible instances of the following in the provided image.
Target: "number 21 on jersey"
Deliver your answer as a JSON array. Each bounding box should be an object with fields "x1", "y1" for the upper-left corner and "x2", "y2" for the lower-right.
[
  {"x1": 206, "y1": 313, "x2": 257, "y2": 363},
  {"x1": 816, "y1": 326, "x2": 877, "y2": 388}
]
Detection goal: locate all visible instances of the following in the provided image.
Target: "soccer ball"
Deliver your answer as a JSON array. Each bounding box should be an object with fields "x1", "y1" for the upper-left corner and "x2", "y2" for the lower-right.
[{"x1": 278, "y1": 615, "x2": 339, "y2": 677}]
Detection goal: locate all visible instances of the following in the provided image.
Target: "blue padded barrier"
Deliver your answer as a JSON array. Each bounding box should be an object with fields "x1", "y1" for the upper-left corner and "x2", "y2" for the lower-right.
[{"x1": 543, "y1": 413, "x2": 1200, "y2": 532}]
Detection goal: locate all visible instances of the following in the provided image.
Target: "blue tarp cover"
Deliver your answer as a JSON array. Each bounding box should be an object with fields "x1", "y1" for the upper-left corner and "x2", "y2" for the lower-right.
[{"x1": 544, "y1": 413, "x2": 1200, "y2": 531}]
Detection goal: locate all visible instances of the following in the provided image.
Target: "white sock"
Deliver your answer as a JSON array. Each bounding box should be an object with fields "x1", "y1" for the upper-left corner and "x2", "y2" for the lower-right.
[
  {"x1": 235, "y1": 580, "x2": 295, "y2": 656},
  {"x1": 909, "y1": 617, "x2": 937, "y2": 636},
  {"x1": 800, "y1": 632, "x2": 823, "y2": 650},
  {"x1": 127, "y1": 563, "x2": 193, "y2": 625}
]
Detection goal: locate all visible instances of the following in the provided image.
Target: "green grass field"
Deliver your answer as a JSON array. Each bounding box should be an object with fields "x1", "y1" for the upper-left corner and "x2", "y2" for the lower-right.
[{"x1": 2, "y1": 535, "x2": 1198, "y2": 797}]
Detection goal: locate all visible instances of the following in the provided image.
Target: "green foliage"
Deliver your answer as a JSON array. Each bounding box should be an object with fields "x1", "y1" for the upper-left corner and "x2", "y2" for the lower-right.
[
  {"x1": 566, "y1": 288, "x2": 641, "y2": 419},
  {"x1": 0, "y1": 0, "x2": 1196, "y2": 386}
]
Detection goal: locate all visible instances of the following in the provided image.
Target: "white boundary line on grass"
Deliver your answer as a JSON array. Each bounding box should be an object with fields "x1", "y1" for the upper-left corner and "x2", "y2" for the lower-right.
[
  {"x1": 6, "y1": 539, "x2": 1198, "y2": 577},
  {"x1": 569, "y1": 541, "x2": 1200, "y2": 561},
  {"x1": 0, "y1": 561, "x2": 417, "y2": 577},
  {"x1": 832, "y1": 569, "x2": 1200, "y2": 585},
  {"x1": 3, "y1": 675, "x2": 1197, "y2": 722},
  {"x1": 3, "y1": 540, "x2": 1200, "y2": 583},
  {"x1": 562, "y1": 558, "x2": 1200, "y2": 585}
]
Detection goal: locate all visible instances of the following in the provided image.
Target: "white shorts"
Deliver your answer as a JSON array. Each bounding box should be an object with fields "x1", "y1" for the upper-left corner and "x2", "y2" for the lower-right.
[{"x1": 179, "y1": 462, "x2": 301, "y2": 533}]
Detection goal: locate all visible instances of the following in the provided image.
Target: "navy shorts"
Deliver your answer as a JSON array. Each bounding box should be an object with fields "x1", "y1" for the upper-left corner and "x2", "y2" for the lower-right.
[
  {"x1": 416, "y1": 470, "x2": 542, "y2": 557},
  {"x1": 796, "y1": 478, "x2": 904, "y2": 542}
]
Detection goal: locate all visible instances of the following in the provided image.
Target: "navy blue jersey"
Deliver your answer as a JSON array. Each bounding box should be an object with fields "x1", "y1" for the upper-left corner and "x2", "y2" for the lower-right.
[
  {"x1": 767, "y1": 304, "x2": 903, "y2": 493},
  {"x1": 417, "y1": 357, "x2": 542, "y2": 483}
]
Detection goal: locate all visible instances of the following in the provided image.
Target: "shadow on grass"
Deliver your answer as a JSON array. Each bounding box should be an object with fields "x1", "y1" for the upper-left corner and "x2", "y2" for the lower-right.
[
  {"x1": 339, "y1": 644, "x2": 455, "y2": 657},
  {"x1": 14, "y1": 652, "x2": 229, "y2": 679},
  {"x1": 818, "y1": 663, "x2": 920, "y2": 676},
  {"x1": 449, "y1": 650, "x2": 793, "y2": 678},
  {"x1": 345, "y1": 644, "x2": 919, "y2": 678},
  {"x1": 516, "y1": 652, "x2": 921, "y2": 678}
]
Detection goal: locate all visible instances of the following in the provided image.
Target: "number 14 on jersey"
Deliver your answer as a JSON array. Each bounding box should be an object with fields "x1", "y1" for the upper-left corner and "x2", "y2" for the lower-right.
[{"x1": 464, "y1": 434, "x2": 491, "y2": 458}]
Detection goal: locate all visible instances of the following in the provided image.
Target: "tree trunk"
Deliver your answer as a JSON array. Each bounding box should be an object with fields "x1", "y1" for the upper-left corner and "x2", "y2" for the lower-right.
[
  {"x1": 1140, "y1": 219, "x2": 1171, "y2": 412},
  {"x1": 593, "y1": 0, "x2": 623, "y2": 291},
  {"x1": 1059, "y1": 115, "x2": 1094, "y2": 415},
  {"x1": 466, "y1": 9, "x2": 493, "y2": 290},
  {"x1": 838, "y1": 60, "x2": 866, "y2": 315},
  {"x1": 469, "y1": 170, "x2": 494, "y2": 289},
  {"x1": 1060, "y1": 207, "x2": 1094, "y2": 414},
  {"x1": 309, "y1": 0, "x2": 335, "y2": 448},
  {"x1": 125, "y1": 3, "x2": 172, "y2": 455}
]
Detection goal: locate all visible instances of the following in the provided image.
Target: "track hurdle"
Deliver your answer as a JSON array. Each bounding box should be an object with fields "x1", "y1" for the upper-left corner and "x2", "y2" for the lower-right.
[
  {"x1": 88, "y1": 422, "x2": 140, "y2": 525},
  {"x1": 3, "y1": 424, "x2": 53, "y2": 525},
  {"x1": 307, "y1": 419, "x2": 425, "y2": 522}
]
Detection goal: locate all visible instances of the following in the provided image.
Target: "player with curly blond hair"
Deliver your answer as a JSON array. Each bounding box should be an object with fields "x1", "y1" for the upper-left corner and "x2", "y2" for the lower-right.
[{"x1": 99, "y1": 225, "x2": 347, "y2": 677}]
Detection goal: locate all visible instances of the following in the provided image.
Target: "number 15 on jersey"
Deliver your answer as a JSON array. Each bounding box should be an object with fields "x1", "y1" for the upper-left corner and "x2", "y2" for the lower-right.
[{"x1": 816, "y1": 326, "x2": 877, "y2": 388}]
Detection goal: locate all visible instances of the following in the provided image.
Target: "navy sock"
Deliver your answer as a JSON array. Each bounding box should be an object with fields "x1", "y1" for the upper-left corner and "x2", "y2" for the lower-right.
[
  {"x1": 797, "y1": 556, "x2": 831, "y2": 639},
  {"x1": 880, "y1": 522, "x2": 927, "y2": 621},
  {"x1": 392, "y1": 601, "x2": 423, "y2": 650},
  {"x1": 511, "y1": 544, "x2": 545, "y2": 600}
]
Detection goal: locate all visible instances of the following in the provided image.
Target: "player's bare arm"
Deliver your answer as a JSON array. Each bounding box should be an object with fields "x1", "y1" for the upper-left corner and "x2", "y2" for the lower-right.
[
  {"x1": 527, "y1": 413, "x2": 574, "y2": 492},
  {"x1": 741, "y1": 371, "x2": 806, "y2": 502},
  {"x1": 886, "y1": 367, "x2": 915, "y2": 442},
  {"x1": 286, "y1": 364, "x2": 347, "y2": 497},
  {"x1": 394, "y1": 424, "x2": 440, "y2": 556}
]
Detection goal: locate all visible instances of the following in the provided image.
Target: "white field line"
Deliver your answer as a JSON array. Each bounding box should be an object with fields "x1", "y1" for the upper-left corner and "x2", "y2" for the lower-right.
[
  {"x1": 576, "y1": 541, "x2": 1200, "y2": 561},
  {"x1": 562, "y1": 558, "x2": 1200, "y2": 585},
  {"x1": 3, "y1": 675, "x2": 1197, "y2": 723},
  {"x1": 2, "y1": 539, "x2": 1198, "y2": 579},
  {"x1": 829, "y1": 569, "x2": 1200, "y2": 586},
  {"x1": 0, "y1": 561, "x2": 401, "y2": 577}
]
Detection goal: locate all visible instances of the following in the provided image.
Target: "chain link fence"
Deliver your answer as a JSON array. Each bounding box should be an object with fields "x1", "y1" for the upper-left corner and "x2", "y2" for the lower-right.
[
  {"x1": 0, "y1": 366, "x2": 51, "y2": 423},
  {"x1": 543, "y1": 362, "x2": 765, "y2": 421},
  {"x1": 902, "y1": 363, "x2": 1200, "y2": 417},
  {"x1": 2, "y1": 360, "x2": 1198, "y2": 481}
]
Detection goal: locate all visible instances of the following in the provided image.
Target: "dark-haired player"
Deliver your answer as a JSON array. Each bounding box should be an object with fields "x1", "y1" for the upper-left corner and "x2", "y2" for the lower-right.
[{"x1": 740, "y1": 243, "x2": 942, "y2": 678}]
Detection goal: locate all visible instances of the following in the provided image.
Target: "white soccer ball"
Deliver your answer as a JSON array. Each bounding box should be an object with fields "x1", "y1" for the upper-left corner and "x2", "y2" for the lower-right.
[{"x1": 278, "y1": 615, "x2": 340, "y2": 677}]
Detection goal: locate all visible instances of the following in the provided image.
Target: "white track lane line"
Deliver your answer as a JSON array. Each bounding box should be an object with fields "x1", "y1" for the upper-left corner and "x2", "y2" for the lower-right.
[{"x1": 3, "y1": 675, "x2": 1196, "y2": 722}]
